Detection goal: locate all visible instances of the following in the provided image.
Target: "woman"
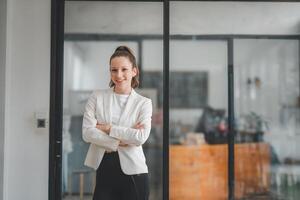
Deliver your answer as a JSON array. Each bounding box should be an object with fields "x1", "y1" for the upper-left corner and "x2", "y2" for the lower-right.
[{"x1": 82, "y1": 46, "x2": 152, "y2": 200}]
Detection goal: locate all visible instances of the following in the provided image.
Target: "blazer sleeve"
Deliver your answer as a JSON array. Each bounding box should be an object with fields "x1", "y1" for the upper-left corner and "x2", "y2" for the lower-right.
[
  {"x1": 82, "y1": 91, "x2": 120, "y2": 151},
  {"x1": 109, "y1": 99, "x2": 153, "y2": 146}
]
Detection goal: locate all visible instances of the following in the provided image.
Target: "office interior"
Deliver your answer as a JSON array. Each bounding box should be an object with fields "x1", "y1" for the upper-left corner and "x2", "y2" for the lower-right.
[{"x1": 1, "y1": 1, "x2": 300, "y2": 200}]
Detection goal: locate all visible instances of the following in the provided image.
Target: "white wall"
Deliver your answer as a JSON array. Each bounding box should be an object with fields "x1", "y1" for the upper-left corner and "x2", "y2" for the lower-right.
[
  {"x1": 65, "y1": 1, "x2": 300, "y2": 35},
  {"x1": 0, "y1": 0, "x2": 7, "y2": 199},
  {"x1": 65, "y1": 1, "x2": 163, "y2": 34},
  {"x1": 170, "y1": 2, "x2": 300, "y2": 35},
  {"x1": 3, "y1": 0, "x2": 50, "y2": 199},
  {"x1": 235, "y1": 39, "x2": 299, "y2": 123}
]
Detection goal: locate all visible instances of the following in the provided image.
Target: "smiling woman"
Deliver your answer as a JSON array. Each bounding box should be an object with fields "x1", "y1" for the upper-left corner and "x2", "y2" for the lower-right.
[
  {"x1": 82, "y1": 46, "x2": 153, "y2": 200},
  {"x1": 109, "y1": 46, "x2": 139, "y2": 94}
]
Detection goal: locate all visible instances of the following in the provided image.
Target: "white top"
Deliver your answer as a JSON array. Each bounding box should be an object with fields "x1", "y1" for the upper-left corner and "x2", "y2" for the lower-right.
[{"x1": 111, "y1": 92, "x2": 129, "y2": 125}]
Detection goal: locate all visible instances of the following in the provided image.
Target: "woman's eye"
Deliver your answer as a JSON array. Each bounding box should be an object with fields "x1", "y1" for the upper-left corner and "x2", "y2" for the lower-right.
[
  {"x1": 111, "y1": 69, "x2": 117, "y2": 72},
  {"x1": 122, "y1": 69, "x2": 128, "y2": 72}
]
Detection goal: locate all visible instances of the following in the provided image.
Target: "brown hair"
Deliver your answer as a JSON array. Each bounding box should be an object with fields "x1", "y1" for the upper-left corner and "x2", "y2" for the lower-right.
[{"x1": 109, "y1": 46, "x2": 139, "y2": 88}]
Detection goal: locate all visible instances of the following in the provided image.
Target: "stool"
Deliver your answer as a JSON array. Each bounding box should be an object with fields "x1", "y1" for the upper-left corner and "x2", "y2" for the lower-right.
[{"x1": 70, "y1": 169, "x2": 95, "y2": 200}]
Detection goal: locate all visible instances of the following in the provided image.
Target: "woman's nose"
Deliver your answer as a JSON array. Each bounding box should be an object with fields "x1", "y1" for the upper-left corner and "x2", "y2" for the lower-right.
[{"x1": 116, "y1": 70, "x2": 122, "y2": 77}]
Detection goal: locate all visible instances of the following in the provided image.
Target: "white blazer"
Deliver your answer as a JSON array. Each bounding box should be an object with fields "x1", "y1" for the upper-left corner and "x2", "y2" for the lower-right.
[{"x1": 82, "y1": 88, "x2": 153, "y2": 175}]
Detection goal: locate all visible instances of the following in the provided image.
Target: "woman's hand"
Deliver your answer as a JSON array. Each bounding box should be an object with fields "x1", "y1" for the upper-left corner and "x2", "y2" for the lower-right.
[
  {"x1": 133, "y1": 122, "x2": 144, "y2": 130},
  {"x1": 96, "y1": 123, "x2": 111, "y2": 135},
  {"x1": 119, "y1": 122, "x2": 144, "y2": 147},
  {"x1": 119, "y1": 141, "x2": 128, "y2": 147}
]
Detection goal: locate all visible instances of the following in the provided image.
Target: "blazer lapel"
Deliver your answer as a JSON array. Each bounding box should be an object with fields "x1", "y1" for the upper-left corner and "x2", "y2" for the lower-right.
[
  {"x1": 103, "y1": 88, "x2": 113, "y2": 124},
  {"x1": 118, "y1": 89, "x2": 137, "y2": 125}
]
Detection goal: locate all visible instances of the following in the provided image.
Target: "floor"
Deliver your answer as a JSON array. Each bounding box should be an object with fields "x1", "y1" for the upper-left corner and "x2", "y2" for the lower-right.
[
  {"x1": 64, "y1": 196, "x2": 92, "y2": 200},
  {"x1": 63, "y1": 193, "x2": 288, "y2": 200},
  {"x1": 63, "y1": 185, "x2": 300, "y2": 200},
  {"x1": 63, "y1": 188, "x2": 161, "y2": 200}
]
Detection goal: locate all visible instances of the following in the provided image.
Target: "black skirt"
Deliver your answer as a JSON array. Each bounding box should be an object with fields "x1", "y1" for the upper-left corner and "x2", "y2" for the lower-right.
[{"x1": 93, "y1": 151, "x2": 149, "y2": 200}]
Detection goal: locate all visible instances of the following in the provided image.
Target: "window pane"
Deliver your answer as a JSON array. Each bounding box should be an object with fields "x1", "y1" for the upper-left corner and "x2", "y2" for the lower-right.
[
  {"x1": 234, "y1": 39, "x2": 300, "y2": 199},
  {"x1": 63, "y1": 2, "x2": 163, "y2": 200},
  {"x1": 170, "y1": 2, "x2": 228, "y2": 199}
]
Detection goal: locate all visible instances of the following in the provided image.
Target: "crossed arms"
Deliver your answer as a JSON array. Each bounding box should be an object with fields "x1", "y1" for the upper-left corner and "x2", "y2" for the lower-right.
[{"x1": 82, "y1": 92, "x2": 153, "y2": 151}]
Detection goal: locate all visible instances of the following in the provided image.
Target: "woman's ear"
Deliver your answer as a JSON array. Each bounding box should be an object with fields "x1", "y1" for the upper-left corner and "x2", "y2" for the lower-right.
[{"x1": 132, "y1": 67, "x2": 138, "y2": 77}]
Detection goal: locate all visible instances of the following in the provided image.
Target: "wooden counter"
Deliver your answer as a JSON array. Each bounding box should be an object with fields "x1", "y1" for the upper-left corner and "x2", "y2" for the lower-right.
[{"x1": 170, "y1": 143, "x2": 270, "y2": 200}]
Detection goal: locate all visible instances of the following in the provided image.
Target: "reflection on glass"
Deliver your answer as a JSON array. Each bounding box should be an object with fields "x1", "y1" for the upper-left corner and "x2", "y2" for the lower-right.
[
  {"x1": 169, "y1": 38, "x2": 228, "y2": 198},
  {"x1": 170, "y1": 2, "x2": 229, "y2": 200},
  {"x1": 234, "y1": 39, "x2": 300, "y2": 199},
  {"x1": 170, "y1": 1, "x2": 300, "y2": 200},
  {"x1": 63, "y1": 1, "x2": 163, "y2": 200}
]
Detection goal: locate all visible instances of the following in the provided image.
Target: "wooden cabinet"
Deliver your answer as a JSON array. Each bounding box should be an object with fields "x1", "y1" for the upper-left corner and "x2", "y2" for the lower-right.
[{"x1": 170, "y1": 143, "x2": 270, "y2": 200}]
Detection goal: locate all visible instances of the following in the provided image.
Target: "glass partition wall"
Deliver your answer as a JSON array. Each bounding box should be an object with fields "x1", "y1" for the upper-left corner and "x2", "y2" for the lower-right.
[
  {"x1": 168, "y1": 39, "x2": 229, "y2": 199},
  {"x1": 63, "y1": 1, "x2": 163, "y2": 199},
  {"x1": 50, "y1": 1, "x2": 300, "y2": 200},
  {"x1": 234, "y1": 39, "x2": 300, "y2": 199},
  {"x1": 168, "y1": 1, "x2": 300, "y2": 200}
]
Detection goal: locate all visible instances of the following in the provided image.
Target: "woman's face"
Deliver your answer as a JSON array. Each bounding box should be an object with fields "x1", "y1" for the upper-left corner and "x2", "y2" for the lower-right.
[{"x1": 110, "y1": 56, "x2": 137, "y2": 91}]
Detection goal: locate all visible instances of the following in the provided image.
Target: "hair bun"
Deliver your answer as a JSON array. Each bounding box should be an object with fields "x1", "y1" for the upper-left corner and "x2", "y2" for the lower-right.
[{"x1": 115, "y1": 45, "x2": 134, "y2": 55}]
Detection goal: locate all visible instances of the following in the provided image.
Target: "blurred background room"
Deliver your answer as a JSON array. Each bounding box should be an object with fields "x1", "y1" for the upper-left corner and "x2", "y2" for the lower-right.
[{"x1": 1, "y1": 1, "x2": 300, "y2": 200}]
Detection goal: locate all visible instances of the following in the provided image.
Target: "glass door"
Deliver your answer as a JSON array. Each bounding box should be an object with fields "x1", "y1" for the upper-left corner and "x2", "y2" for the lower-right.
[
  {"x1": 168, "y1": 39, "x2": 229, "y2": 199},
  {"x1": 234, "y1": 39, "x2": 300, "y2": 199},
  {"x1": 63, "y1": 1, "x2": 163, "y2": 199},
  {"x1": 170, "y1": 2, "x2": 229, "y2": 199}
]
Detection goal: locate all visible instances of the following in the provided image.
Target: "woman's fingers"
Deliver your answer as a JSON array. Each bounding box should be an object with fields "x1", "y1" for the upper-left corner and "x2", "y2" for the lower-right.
[
  {"x1": 95, "y1": 123, "x2": 110, "y2": 134},
  {"x1": 96, "y1": 122, "x2": 102, "y2": 129},
  {"x1": 96, "y1": 124, "x2": 101, "y2": 130},
  {"x1": 119, "y1": 141, "x2": 129, "y2": 147},
  {"x1": 133, "y1": 123, "x2": 143, "y2": 129},
  {"x1": 96, "y1": 123, "x2": 104, "y2": 128},
  {"x1": 138, "y1": 124, "x2": 144, "y2": 129},
  {"x1": 133, "y1": 123, "x2": 144, "y2": 129}
]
